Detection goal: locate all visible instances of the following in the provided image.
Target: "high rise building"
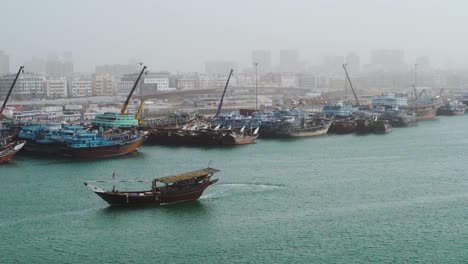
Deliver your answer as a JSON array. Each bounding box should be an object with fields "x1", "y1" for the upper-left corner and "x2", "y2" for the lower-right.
[
  {"x1": 177, "y1": 74, "x2": 199, "y2": 90},
  {"x1": 46, "y1": 78, "x2": 68, "y2": 98},
  {"x1": 322, "y1": 55, "x2": 344, "y2": 74},
  {"x1": 95, "y1": 64, "x2": 139, "y2": 77},
  {"x1": 205, "y1": 61, "x2": 238, "y2": 75},
  {"x1": 251, "y1": 50, "x2": 271, "y2": 73},
  {"x1": 142, "y1": 72, "x2": 171, "y2": 93},
  {"x1": 24, "y1": 57, "x2": 46, "y2": 74},
  {"x1": 415, "y1": 56, "x2": 431, "y2": 72},
  {"x1": 62, "y1": 52, "x2": 74, "y2": 77},
  {"x1": 117, "y1": 73, "x2": 138, "y2": 95},
  {"x1": 70, "y1": 78, "x2": 92, "y2": 97},
  {"x1": 0, "y1": 51, "x2": 10, "y2": 74},
  {"x1": 370, "y1": 49, "x2": 405, "y2": 72},
  {"x1": 45, "y1": 52, "x2": 74, "y2": 77},
  {"x1": 0, "y1": 73, "x2": 46, "y2": 99},
  {"x1": 280, "y1": 49, "x2": 299, "y2": 73},
  {"x1": 345, "y1": 52, "x2": 361, "y2": 73},
  {"x1": 298, "y1": 73, "x2": 316, "y2": 89},
  {"x1": 93, "y1": 75, "x2": 117, "y2": 96}
]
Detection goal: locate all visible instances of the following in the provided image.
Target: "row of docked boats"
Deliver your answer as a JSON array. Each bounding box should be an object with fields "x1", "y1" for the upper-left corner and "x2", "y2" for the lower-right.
[
  {"x1": 9, "y1": 122, "x2": 148, "y2": 158},
  {"x1": 148, "y1": 123, "x2": 259, "y2": 146},
  {"x1": 3, "y1": 92, "x2": 466, "y2": 161}
]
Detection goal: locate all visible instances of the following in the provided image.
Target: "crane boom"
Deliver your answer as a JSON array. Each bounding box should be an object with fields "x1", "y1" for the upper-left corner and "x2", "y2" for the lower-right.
[
  {"x1": 412, "y1": 85, "x2": 418, "y2": 100},
  {"x1": 1, "y1": 66, "x2": 24, "y2": 116},
  {"x1": 121, "y1": 66, "x2": 147, "y2": 115},
  {"x1": 135, "y1": 99, "x2": 145, "y2": 125},
  {"x1": 418, "y1": 89, "x2": 426, "y2": 99},
  {"x1": 215, "y1": 69, "x2": 233, "y2": 117},
  {"x1": 342, "y1": 64, "x2": 359, "y2": 106}
]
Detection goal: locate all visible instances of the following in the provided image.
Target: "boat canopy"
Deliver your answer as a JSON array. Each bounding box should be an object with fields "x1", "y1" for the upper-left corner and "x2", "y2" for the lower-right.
[{"x1": 157, "y1": 168, "x2": 220, "y2": 184}]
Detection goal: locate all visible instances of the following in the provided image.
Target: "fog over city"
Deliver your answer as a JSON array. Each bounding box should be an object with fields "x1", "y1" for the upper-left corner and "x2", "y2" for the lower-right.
[{"x1": 1, "y1": 0, "x2": 467, "y2": 72}]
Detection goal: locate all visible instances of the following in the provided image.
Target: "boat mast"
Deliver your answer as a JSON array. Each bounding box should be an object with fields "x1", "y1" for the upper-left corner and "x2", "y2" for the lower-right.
[
  {"x1": 342, "y1": 64, "x2": 359, "y2": 106},
  {"x1": 121, "y1": 65, "x2": 147, "y2": 115},
  {"x1": 414, "y1": 64, "x2": 418, "y2": 89},
  {"x1": 112, "y1": 170, "x2": 116, "y2": 192},
  {"x1": 215, "y1": 69, "x2": 233, "y2": 117},
  {"x1": 0, "y1": 66, "x2": 24, "y2": 116}
]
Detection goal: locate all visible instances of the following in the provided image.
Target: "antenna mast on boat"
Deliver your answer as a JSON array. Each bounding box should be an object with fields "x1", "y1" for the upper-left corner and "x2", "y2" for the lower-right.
[
  {"x1": 414, "y1": 64, "x2": 418, "y2": 89},
  {"x1": 121, "y1": 65, "x2": 147, "y2": 115},
  {"x1": 342, "y1": 64, "x2": 359, "y2": 106},
  {"x1": 215, "y1": 69, "x2": 234, "y2": 118},
  {"x1": 112, "y1": 170, "x2": 116, "y2": 192},
  {"x1": 0, "y1": 66, "x2": 24, "y2": 117}
]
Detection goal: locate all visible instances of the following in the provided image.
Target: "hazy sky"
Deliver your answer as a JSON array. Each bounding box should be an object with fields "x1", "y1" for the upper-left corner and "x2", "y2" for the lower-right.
[{"x1": 1, "y1": 0, "x2": 467, "y2": 72}]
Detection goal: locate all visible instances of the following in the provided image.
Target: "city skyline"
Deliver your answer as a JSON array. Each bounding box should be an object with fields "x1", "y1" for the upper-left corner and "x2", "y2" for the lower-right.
[{"x1": 1, "y1": 0, "x2": 467, "y2": 72}]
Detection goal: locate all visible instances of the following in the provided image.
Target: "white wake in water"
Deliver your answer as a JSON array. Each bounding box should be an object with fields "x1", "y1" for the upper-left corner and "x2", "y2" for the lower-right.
[{"x1": 200, "y1": 183, "x2": 283, "y2": 200}]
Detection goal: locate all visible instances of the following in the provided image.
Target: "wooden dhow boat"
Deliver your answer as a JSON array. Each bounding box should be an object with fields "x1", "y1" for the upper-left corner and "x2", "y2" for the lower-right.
[
  {"x1": 0, "y1": 140, "x2": 25, "y2": 163},
  {"x1": 62, "y1": 130, "x2": 148, "y2": 158},
  {"x1": 84, "y1": 167, "x2": 219, "y2": 206}
]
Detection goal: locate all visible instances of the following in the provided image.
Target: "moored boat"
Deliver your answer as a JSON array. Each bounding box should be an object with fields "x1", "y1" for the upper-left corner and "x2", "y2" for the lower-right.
[
  {"x1": 356, "y1": 116, "x2": 392, "y2": 134},
  {"x1": 437, "y1": 99, "x2": 466, "y2": 116},
  {"x1": 373, "y1": 120, "x2": 392, "y2": 134},
  {"x1": 62, "y1": 130, "x2": 148, "y2": 158},
  {"x1": 405, "y1": 97, "x2": 441, "y2": 121},
  {"x1": 322, "y1": 100, "x2": 354, "y2": 118},
  {"x1": 378, "y1": 110, "x2": 418, "y2": 127},
  {"x1": 91, "y1": 112, "x2": 140, "y2": 129},
  {"x1": 91, "y1": 65, "x2": 147, "y2": 129},
  {"x1": 458, "y1": 92, "x2": 468, "y2": 106},
  {"x1": 288, "y1": 118, "x2": 331, "y2": 137},
  {"x1": 260, "y1": 112, "x2": 331, "y2": 138},
  {"x1": 328, "y1": 117, "x2": 357, "y2": 134},
  {"x1": 221, "y1": 127, "x2": 259, "y2": 145},
  {"x1": 84, "y1": 167, "x2": 219, "y2": 206},
  {"x1": 19, "y1": 124, "x2": 83, "y2": 154},
  {"x1": 0, "y1": 140, "x2": 25, "y2": 163},
  {"x1": 149, "y1": 123, "x2": 256, "y2": 146}
]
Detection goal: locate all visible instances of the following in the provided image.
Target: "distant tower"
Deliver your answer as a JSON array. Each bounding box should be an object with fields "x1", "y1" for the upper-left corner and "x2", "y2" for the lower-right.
[
  {"x1": 415, "y1": 56, "x2": 431, "y2": 72},
  {"x1": 280, "y1": 49, "x2": 299, "y2": 73},
  {"x1": 251, "y1": 50, "x2": 271, "y2": 73},
  {"x1": 0, "y1": 51, "x2": 10, "y2": 74},
  {"x1": 24, "y1": 57, "x2": 46, "y2": 74},
  {"x1": 62, "y1": 52, "x2": 74, "y2": 77},
  {"x1": 370, "y1": 49, "x2": 405, "y2": 72},
  {"x1": 345, "y1": 52, "x2": 361, "y2": 73}
]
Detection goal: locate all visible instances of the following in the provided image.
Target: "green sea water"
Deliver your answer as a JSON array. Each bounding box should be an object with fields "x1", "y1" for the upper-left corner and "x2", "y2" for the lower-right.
[{"x1": 1, "y1": 116, "x2": 467, "y2": 263}]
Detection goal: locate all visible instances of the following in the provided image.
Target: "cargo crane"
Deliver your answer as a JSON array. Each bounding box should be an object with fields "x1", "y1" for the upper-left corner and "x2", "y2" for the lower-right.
[
  {"x1": 215, "y1": 69, "x2": 233, "y2": 118},
  {"x1": 0, "y1": 66, "x2": 24, "y2": 118},
  {"x1": 90, "y1": 65, "x2": 147, "y2": 129},
  {"x1": 439, "y1": 88, "x2": 445, "y2": 97},
  {"x1": 342, "y1": 64, "x2": 359, "y2": 106},
  {"x1": 121, "y1": 65, "x2": 147, "y2": 115},
  {"x1": 135, "y1": 99, "x2": 145, "y2": 125},
  {"x1": 412, "y1": 85, "x2": 419, "y2": 100},
  {"x1": 418, "y1": 89, "x2": 427, "y2": 99}
]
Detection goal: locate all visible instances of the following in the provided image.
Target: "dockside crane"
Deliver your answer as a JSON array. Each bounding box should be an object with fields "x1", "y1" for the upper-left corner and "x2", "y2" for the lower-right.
[
  {"x1": 418, "y1": 89, "x2": 427, "y2": 99},
  {"x1": 215, "y1": 69, "x2": 234, "y2": 118},
  {"x1": 120, "y1": 65, "x2": 147, "y2": 115},
  {"x1": 135, "y1": 98, "x2": 145, "y2": 125},
  {"x1": 412, "y1": 85, "x2": 419, "y2": 100},
  {"x1": 342, "y1": 64, "x2": 359, "y2": 106},
  {"x1": 0, "y1": 66, "x2": 24, "y2": 118}
]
